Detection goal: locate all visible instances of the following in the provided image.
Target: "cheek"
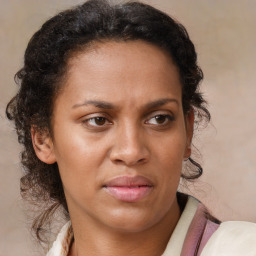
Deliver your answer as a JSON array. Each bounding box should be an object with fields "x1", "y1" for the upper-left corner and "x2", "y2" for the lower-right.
[
  {"x1": 156, "y1": 131, "x2": 187, "y2": 163},
  {"x1": 53, "y1": 123, "x2": 103, "y2": 165},
  {"x1": 160, "y1": 153, "x2": 182, "y2": 189},
  {"x1": 52, "y1": 133, "x2": 100, "y2": 193},
  {"x1": 154, "y1": 131, "x2": 186, "y2": 183},
  {"x1": 51, "y1": 122, "x2": 112, "y2": 192}
]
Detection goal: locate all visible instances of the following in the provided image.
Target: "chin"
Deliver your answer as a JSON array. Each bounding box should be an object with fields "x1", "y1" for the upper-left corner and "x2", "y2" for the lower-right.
[{"x1": 102, "y1": 207, "x2": 164, "y2": 233}]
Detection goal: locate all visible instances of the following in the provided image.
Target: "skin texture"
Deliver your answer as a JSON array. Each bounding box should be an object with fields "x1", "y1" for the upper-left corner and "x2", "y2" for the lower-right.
[{"x1": 32, "y1": 40, "x2": 194, "y2": 256}]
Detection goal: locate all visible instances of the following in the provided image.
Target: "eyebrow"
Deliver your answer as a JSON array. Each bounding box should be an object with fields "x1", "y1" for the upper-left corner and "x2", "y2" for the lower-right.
[
  {"x1": 72, "y1": 98, "x2": 178, "y2": 110},
  {"x1": 72, "y1": 100, "x2": 115, "y2": 109},
  {"x1": 144, "y1": 98, "x2": 179, "y2": 109}
]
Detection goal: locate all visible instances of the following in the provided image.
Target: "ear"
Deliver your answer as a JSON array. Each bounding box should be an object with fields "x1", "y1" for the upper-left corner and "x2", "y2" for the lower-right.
[
  {"x1": 184, "y1": 109, "x2": 194, "y2": 160},
  {"x1": 31, "y1": 127, "x2": 56, "y2": 164}
]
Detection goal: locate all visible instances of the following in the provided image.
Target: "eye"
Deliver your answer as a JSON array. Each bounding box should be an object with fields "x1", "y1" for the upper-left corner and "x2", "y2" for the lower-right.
[
  {"x1": 83, "y1": 116, "x2": 111, "y2": 127},
  {"x1": 146, "y1": 114, "x2": 174, "y2": 125}
]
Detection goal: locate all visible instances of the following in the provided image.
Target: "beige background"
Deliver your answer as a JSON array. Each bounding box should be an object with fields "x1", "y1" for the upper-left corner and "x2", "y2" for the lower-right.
[{"x1": 1, "y1": 0, "x2": 256, "y2": 255}]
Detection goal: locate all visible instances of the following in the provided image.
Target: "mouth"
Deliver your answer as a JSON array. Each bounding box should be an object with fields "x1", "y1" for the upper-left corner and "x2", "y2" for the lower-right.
[{"x1": 103, "y1": 175, "x2": 153, "y2": 202}]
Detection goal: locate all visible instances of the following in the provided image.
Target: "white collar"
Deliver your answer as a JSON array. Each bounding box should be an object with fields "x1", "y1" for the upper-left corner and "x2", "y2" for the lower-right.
[
  {"x1": 201, "y1": 221, "x2": 256, "y2": 256},
  {"x1": 47, "y1": 196, "x2": 198, "y2": 256},
  {"x1": 161, "y1": 196, "x2": 198, "y2": 255}
]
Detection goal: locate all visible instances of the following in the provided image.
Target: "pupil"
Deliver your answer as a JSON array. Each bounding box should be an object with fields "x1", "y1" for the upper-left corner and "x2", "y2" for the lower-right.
[
  {"x1": 95, "y1": 117, "x2": 105, "y2": 125},
  {"x1": 156, "y1": 115, "x2": 166, "y2": 124}
]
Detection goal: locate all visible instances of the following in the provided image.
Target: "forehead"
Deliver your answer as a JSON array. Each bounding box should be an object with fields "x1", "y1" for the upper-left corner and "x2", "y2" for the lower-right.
[
  {"x1": 67, "y1": 40, "x2": 178, "y2": 78},
  {"x1": 58, "y1": 40, "x2": 182, "y2": 106}
]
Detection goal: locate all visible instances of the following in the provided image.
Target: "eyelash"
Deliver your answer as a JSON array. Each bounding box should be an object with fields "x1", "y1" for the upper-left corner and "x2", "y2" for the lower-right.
[
  {"x1": 82, "y1": 116, "x2": 112, "y2": 128},
  {"x1": 82, "y1": 113, "x2": 174, "y2": 130},
  {"x1": 145, "y1": 114, "x2": 174, "y2": 126}
]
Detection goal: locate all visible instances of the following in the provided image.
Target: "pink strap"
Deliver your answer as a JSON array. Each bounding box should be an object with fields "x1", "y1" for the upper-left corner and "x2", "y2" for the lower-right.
[
  {"x1": 197, "y1": 220, "x2": 219, "y2": 255},
  {"x1": 180, "y1": 203, "x2": 219, "y2": 256}
]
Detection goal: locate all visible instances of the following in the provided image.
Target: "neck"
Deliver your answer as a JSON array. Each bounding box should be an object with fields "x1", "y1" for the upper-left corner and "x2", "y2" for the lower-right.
[{"x1": 69, "y1": 199, "x2": 181, "y2": 256}]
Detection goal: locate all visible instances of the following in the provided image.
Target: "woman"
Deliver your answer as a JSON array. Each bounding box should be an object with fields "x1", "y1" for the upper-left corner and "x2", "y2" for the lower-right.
[{"x1": 6, "y1": 0, "x2": 256, "y2": 255}]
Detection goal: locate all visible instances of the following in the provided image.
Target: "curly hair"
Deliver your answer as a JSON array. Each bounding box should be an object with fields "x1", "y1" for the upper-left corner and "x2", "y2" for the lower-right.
[{"x1": 6, "y1": 0, "x2": 210, "y2": 244}]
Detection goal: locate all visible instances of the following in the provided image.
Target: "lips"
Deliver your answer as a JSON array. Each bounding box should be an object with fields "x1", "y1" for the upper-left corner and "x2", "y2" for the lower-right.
[{"x1": 103, "y1": 176, "x2": 153, "y2": 202}]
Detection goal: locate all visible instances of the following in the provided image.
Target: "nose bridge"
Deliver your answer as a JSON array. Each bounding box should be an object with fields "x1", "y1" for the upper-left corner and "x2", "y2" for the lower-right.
[{"x1": 110, "y1": 120, "x2": 149, "y2": 165}]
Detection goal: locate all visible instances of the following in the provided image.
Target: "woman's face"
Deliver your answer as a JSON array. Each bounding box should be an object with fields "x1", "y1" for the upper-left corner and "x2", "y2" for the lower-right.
[{"x1": 44, "y1": 40, "x2": 193, "y2": 232}]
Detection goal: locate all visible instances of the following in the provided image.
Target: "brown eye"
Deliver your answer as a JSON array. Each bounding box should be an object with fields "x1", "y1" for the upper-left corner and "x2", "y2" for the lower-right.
[
  {"x1": 146, "y1": 114, "x2": 173, "y2": 125},
  {"x1": 94, "y1": 117, "x2": 106, "y2": 126},
  {"x1": 155, "y1": 115, "x2": 167, "y2": 124},
  {"x1": 85, "y1": 116, "x2": 109, "y2": 127}
]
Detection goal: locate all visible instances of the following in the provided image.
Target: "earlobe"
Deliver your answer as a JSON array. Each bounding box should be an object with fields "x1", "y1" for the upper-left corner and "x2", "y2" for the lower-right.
[
  {"x1": 31, "y1": 128, "x2": 56, "y2": 164},
  {"x1": 184, "y1": 146, "x2": 191, "y2": 160},
  {"x1": 184, "y1": 109, "x2": 194, "y2": 159}
]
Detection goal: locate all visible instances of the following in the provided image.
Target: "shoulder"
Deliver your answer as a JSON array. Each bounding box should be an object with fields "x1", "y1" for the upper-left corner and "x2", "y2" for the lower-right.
[
  {"x1": 46, "y1": 221, "x2": 73, "y2": 256},
  {"x1": 201, "y1": 221, "x2": 256, "y2": 256}
]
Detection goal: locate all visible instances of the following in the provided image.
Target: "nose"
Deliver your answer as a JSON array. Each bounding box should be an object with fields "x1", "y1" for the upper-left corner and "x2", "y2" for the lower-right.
[{"x1": 109, "y1": 123, "x2": 149, "y2": 166}]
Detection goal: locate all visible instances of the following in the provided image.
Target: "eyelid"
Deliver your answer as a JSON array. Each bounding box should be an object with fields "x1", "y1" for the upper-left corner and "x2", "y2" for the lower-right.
[
  {"x1": 146, "y1": 115, "x2": 173, "y2": 123},
  {"x1": 81, "y1": 113, "x2": 113, "y2": 128},
  {"x1": 145, "y1": 111, "x2": 175, "y2": 126},
  {"x1": 80, "y1": 111, "x2": 112, "y2": 120},
  {"x1": 145, "y1": 110, "x2": 175, "y2": 120}
]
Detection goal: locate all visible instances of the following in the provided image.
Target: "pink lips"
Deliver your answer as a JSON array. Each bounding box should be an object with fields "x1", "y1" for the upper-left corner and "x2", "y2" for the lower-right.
[{"x1": 103, "y1": 176, "x2": 153, "y2": 202}]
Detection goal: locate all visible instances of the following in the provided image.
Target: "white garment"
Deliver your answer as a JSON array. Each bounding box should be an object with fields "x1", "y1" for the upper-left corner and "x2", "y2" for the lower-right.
[
  {"x1": 46, "y1": 221, "x2": 73, "y2": 256},
  {"x1": 47, "y1": 197, "x2": 256, "y2": 256},
  {"x1": 201, "y1": 221, "x2": 256, "y2": 256},
  {"x1": 46, "y1": 197, "x2": 198, "y2": 256}
]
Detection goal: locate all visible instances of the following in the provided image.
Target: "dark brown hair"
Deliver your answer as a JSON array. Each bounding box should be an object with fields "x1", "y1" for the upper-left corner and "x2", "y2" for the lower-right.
[{"x1": 6, "y1": 0, "x2": 210, "y2": 244}]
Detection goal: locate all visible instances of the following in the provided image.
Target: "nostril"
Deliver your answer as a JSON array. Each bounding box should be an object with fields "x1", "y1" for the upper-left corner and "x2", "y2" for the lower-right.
[
  {"x1": 112, "y1": 156, "x2": 148, "y2": 166},
  {"x1": 138, "y1": 158, "x2": 146, "y2": 163},
  {"x1": 114, "y1": 159, "x2": 123, "y2": 164}
]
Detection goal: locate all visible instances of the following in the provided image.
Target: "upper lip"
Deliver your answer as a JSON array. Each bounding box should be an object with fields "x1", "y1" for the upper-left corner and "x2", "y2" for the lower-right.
[{"x1": 104, "y1": 175, "x2": 153, "y2": 187}]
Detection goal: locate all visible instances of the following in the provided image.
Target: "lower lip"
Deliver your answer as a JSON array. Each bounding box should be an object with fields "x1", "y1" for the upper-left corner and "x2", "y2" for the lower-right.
[{"x1": 104, "y1": 186, "x2": 153, "y2": 202}]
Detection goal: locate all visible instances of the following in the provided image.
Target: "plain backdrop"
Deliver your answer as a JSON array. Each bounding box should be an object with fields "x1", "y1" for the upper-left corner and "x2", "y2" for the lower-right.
[{"x1": 0, "y1": 0, "x2": 256, "y2": 255}]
